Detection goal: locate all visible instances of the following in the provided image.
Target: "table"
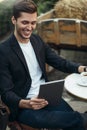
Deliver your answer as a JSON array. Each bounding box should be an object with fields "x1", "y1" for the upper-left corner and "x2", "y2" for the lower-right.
[{"x1": 64, "y1": 73, "x2": 87, "y2": 100}]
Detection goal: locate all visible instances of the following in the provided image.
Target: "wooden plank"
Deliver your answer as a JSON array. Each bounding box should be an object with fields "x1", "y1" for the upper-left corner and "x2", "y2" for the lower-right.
[
  {"x1": 76, "y1": 20, "x2": 81, "y2": 47},
  {"x1": 80, "y1": 20, "x2": 87, "y2": 46},
  {"x1": 37, "y1": 19, "x2": 59, "y2": 44},
  {"x1": 58, "y1": 19, "x2": 76, "y2": 45}
]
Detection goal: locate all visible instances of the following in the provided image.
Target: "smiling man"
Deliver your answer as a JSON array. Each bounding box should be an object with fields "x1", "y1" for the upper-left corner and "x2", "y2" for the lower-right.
[
  {"x1": 12, "y1": 12, "x2": 37, "y2": 43},
  {"x1": 12, "y1": 1, "x2": 37, "y2": 43},
  {"x1": 0, "y1": 0, "x2": 87, "y2": 130}
]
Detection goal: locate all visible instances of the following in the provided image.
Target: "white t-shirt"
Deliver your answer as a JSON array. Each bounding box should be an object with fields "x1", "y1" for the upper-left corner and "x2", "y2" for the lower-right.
[{"x1": 19, "y1": 41, "x2": 45, "y2": 98}]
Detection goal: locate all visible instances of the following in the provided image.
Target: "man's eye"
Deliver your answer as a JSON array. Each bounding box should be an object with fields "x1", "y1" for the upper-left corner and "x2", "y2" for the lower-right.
[
  {"x1": 22, "y1": 21, "x2": 27, "y2": 24},
  {"x1": 31, "y1": 22, "x2": 36, "y2": 25}
]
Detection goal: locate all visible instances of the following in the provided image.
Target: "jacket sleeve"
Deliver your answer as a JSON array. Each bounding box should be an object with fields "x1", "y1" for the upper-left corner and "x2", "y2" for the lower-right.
[
  {"x1": 43, "y1": 42, "x2": 81, "y2": 73},
  {"x1": 34, "y1": 34, "x2": 81, "y2": 73},
  {"x1": 0, "y1": 48, "x2": 21, "y2": 109}
]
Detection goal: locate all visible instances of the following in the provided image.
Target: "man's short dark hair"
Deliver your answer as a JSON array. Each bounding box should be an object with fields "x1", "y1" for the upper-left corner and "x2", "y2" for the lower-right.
[{"x1": 13, "y1": 0, "x2": 37, "y2": 19}]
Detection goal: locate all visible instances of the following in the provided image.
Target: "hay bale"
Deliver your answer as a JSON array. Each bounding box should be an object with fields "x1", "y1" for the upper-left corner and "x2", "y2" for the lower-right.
[{"x1": 52, "y1": 0, "x2": 87, "y2": 20}]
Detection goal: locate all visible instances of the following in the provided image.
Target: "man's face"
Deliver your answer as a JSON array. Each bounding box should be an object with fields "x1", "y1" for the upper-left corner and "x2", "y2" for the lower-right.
[{"x1": 12, "y1": 12, "x2": 37, "y2": 43}]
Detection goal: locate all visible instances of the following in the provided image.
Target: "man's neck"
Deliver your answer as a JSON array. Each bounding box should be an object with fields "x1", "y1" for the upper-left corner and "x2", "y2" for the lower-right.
[{"x1": 14, "y1": 32, "x2": 30, "y2": 44}]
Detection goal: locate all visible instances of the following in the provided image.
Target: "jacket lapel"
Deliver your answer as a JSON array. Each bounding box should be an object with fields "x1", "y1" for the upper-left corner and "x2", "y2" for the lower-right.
[
  {"x1": 10, "y1": 34, "x2": 45, "y2": 77},
  {"x1": 10, "y1": 34, "x2": 29, "y2": 75}
]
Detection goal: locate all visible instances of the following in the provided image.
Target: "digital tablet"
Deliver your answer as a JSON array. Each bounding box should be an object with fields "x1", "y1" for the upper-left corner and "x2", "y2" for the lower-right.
[{"x1": 38, "y1": 79, "x2": 64, "y2": 106}]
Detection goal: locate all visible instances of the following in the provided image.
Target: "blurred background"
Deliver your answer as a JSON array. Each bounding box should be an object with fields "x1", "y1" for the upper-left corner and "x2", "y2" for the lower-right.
[{"x1": 0, "y1": 1, "x2": 87, "y2": 130}]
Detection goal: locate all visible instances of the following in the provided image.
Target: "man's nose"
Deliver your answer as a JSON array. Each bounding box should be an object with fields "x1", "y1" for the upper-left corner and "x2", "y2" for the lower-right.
[{"x1": 27, "y1": 24, "x2": 32, "y2": 30}]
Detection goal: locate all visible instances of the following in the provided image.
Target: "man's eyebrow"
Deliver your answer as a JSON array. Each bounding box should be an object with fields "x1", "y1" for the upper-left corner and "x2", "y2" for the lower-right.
[{"x1": 22, "y1": 20, "x2": 37, "y2": 22}]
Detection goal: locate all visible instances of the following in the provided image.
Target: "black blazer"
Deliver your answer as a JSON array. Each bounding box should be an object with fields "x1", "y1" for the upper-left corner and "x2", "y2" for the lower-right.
[{"x1": 0, "y1": 33, "x2": 79, "y2": 121}]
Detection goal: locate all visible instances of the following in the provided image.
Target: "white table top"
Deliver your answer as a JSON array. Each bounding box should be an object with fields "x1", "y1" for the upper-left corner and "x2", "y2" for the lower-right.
[{"x1": 64, "y1": 73, "x2": 87, "y2": 100}]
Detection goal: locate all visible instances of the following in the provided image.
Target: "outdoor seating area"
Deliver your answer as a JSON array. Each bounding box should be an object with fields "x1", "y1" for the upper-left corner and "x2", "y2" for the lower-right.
[{"x1": 0, "y1": 0, "x2": 87, "y2": 130}]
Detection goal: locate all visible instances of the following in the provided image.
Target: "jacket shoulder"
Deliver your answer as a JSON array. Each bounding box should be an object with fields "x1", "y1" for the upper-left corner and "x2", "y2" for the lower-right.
[{"x1": 31, "y1": 33, "x2": 45, "y2": 43}]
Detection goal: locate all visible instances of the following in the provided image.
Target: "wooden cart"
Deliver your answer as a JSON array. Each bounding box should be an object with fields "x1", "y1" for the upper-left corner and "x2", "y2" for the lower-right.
[{"x1": 37, "y1": 18, "x2": 87, "y2": 51}]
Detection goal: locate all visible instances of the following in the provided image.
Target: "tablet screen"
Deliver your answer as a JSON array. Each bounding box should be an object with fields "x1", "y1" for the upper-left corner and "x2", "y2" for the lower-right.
[{"x1": 38, "y1": 79, "x2": 64, "y2": 106}]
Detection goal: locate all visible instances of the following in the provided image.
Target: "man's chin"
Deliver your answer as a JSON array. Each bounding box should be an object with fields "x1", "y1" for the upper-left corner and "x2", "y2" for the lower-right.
[
  {"x1": 24, "y1": 34, "x2": 31, "y2": 39},
  {"x1": 23, "y1": 36, "x2": 30, "y2": 40}
]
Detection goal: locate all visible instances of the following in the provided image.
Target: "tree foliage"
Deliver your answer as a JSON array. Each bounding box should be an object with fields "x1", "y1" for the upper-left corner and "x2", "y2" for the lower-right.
[
  {"x1": 34, "y1": 0, "x2": 59, "y2": 15},
  {"x1": 0, "y1": 0, "x2": 15, "y2": 40}
]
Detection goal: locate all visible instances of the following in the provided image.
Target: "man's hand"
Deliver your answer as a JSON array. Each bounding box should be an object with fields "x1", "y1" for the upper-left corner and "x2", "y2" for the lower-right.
[
  {"x1": 78, "y1": 66, "x2": 87, "y2": 73},
  {"x1": 19, "y1": 97, "x2": 48, "y2": 110}
]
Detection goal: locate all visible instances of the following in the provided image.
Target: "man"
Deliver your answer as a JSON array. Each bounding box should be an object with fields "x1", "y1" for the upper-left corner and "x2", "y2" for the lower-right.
[{"x1": 0, "y1": 0, "x2": 87, "y2": 130}]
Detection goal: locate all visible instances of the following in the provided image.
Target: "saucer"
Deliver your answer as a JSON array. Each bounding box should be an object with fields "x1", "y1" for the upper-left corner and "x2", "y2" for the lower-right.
[{"x1": 77, "y1": 79, "x2": 87, "y2": 87}]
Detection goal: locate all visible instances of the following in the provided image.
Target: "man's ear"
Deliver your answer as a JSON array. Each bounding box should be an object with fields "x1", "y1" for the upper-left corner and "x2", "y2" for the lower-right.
[{"x1": 11, "y1": 16, "x2": 16, "y2": 25}]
